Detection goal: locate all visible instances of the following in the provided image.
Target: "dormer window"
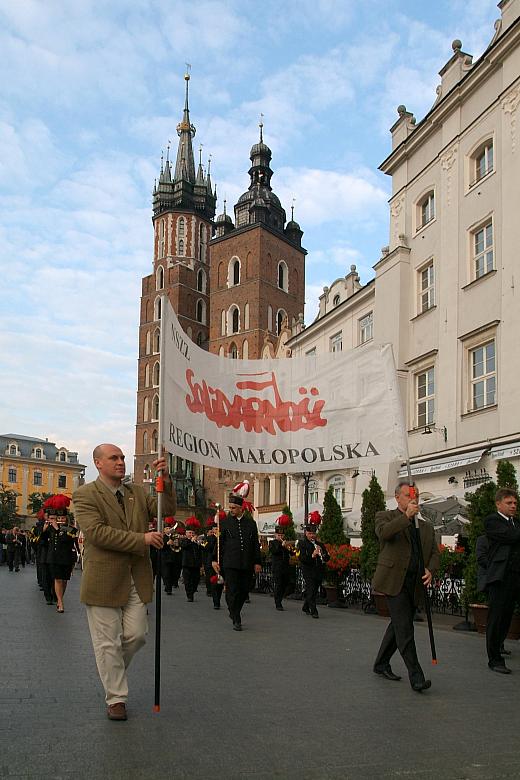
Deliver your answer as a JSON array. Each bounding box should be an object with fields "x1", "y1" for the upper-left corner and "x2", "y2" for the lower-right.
[
  {"x1": 59, "y1": 451, "x2": 66, "y2": 462},
  {"x1": 9, "y1": 444, "x2": 17, "y2": 456},
  {"x1": 35, "y1": 448, "x2": 42, "y2": 459},
  {"x1": 419, "y1": 191, "x2": 435, "y2": 228}
]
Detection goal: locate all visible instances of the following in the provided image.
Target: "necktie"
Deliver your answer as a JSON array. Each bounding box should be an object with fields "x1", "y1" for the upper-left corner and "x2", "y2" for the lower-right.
[{"x1": 116, "y1": 490, "x2": 125, "y2": 512}]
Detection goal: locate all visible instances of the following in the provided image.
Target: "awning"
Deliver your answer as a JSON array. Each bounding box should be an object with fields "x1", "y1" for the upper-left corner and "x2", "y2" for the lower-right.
[
  {"x1": 399, "y1": 448, "x2": 487, "y2": 477},
  {"x1": 489, "y1": 441, "x2": 520, "y2": 460}
]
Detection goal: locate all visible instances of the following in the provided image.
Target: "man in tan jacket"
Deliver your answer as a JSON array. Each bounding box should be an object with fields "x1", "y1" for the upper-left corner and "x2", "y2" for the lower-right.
[
  {"x1": 372, "y1": 481, "x2": 439, "y2": 693},
  {"x1": 73, "y1": 443, "x2": 176, "y2": 720}
]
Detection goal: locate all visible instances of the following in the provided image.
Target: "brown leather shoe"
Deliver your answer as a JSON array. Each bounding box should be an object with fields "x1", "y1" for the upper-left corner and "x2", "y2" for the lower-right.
[{"x1": 107, "y1": 702, "x2": 127, "y2": 720}]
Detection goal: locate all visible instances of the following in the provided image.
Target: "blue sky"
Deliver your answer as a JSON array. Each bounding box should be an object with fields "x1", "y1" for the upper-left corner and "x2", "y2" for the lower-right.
[{"x1": 0, "y1": 0, "x2": 500, "y2": 478}]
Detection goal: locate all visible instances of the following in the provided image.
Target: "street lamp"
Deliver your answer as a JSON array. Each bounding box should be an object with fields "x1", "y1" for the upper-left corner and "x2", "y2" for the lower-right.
[{"x1": 295, "y1": 472, "x2": 313, "y2": 525}]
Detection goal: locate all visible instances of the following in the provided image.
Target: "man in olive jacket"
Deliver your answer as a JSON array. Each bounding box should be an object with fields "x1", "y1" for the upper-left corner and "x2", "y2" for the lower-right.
[
  {"x1": 73, "y1": 443, "x2": 176, "y2": 720},
  {"x1": 372, "y1": 481, "x2": 439, "y2": 692}
]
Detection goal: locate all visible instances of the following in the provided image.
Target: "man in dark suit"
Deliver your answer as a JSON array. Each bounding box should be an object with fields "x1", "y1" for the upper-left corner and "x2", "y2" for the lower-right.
[
  {"x1": 298, "y1": 524, "x2": 330, "y2": 618},
  {"x1": 269, "y1": 521, "x2": 292, "y2": 611},
  {"x1": 372, "y1": 482, "x2": 439, "y2": 692},
  {"x1": 180, "y1": 518, "x2": 203, "y2": 602},
  {"x1": 484, "y1": 488, "x2": 520, "y2": 674},
  {"x1": 212, "y1": 490, "x2": 261, "y2": 631}
]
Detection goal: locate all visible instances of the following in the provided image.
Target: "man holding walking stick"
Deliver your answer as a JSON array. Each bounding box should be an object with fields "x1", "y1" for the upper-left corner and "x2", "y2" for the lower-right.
[
  {"x1": 73, "y1": 444, "x2": 176, "y2": 721},
  {"x1": 372, "y1": 481, "x2": 439, "y2": 692}
]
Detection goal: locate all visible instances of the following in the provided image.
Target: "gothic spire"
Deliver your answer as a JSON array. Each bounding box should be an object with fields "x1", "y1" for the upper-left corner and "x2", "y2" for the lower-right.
[{"x1": 174, "y1": 69, "x2": 196, "y2": 183}]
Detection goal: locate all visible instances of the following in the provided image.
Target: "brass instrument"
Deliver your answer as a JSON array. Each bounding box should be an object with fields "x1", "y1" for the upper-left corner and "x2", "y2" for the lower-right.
[
  {"x1": 165, "y1": 531, "x2": 183, "y2": 552},
  {"x1": 196, "y1": 534, "x2": 208, "y2": 547}
]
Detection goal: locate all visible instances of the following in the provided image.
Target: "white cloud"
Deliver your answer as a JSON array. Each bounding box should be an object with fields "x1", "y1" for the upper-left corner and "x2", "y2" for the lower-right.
[{"x1": 276, "y1": 166, "x2": 388, "y2": 227}]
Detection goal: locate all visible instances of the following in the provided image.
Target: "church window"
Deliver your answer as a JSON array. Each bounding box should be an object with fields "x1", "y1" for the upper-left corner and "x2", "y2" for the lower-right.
[
  {"x1": 153, "y1": 361, "x2": 160, "y2": 387},
  {"x1": 228, "y1": 257, "x2": 240, "y2": 287},
  {"x1": 229, "y1": 342, "x2": 239, "y2": 359},
  {"x1": 199, "y1": 223, "x2": 206, "y2": 262},
  {"x1": 151, "y1": 430, "x2": 158, "y2": 453},
  {"x1": 156, "y1": 266, "x2": 164, "y2": 290},
  {"x1": 154, "y1": 297, "x2": 161, "y2": 321},
  {"x1": 152, "y1": 395, "x2": 159, "y2": 421},
  {"x1": 143, "y1": 397, "x2": 149, "y2": 422},
  {"x1": 242, "y1": 339, "x2": 249, "y2": 359},
  {"x1": 145, "y1": 364, "x2": 150, "y2": 387},
  {"x1": 178, "y1": 239, "x2": 184, "y2": 256},
  {"x1": 221, "y1": 310, "x2": 226, "y2": 336},
  {"x1": 143, "y1": 432, "x2": 148, "y2": 453},
  {"x1": 276, "y1": 309, "x2": 287, "y2": 336},
  {"x1": 197, "y1": 268, "x2": 206, "y2": 293},
  {"x1": 153, "y1": 328, "x2": 160, "y2": 353},
  {"x1": 196, "y1": 299, "x2": 206, "y2": 325},
  {"x1": 158, "y1": 220, "x2": 165, "y2": 258},
  {"x1": 145, "y1": 330, "x2": 151, "y2": 355},
  {"x1": 196, "y1": 332, "x2": 203, "y2": 347},
  {"x1": 229, "y1": 305, "x2": 240, "y2": 334},
  {"x1": 278, "y1": 261, "x2": 288, "y2": 291}
]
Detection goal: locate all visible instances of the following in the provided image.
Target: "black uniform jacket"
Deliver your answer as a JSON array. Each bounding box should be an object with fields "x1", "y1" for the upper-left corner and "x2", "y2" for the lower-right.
[
  {"x1": 269, "y1": 539, "x2": 291, "y2": 573},
  {"x1": 180, "y1": 538, "x2": 202, "y2": 569},
  {"x1": 214, "y1": 512, "x2": 261, "y2": 571},
  {"x1": 298, "y1": 538, "x2": 330, "y2": 575},
  {"x1": 45, "y1": 524, "x2": 78, "y2": 567},
  {"x1": 484, "y1": 512, "x2": 520, "y2": 585}
]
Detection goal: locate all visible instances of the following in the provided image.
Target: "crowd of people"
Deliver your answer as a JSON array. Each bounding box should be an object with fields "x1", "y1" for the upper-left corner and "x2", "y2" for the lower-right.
[{"x1": 3, "y1": 441, "x2": 520, "y2": 721}]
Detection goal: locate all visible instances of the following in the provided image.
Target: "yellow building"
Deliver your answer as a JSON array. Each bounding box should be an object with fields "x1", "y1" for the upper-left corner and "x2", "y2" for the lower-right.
[{"x1": 0, "y1": 434, "x2": 86, "y2": 521}]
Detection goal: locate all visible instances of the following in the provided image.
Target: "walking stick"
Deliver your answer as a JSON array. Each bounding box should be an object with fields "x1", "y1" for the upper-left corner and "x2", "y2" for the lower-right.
[
  {"x1": 407, "y1": 462, "x2": 438, "y2": 665},
  {"x1": 153, "y1": 450, "x2": 165, "y2": 713}
]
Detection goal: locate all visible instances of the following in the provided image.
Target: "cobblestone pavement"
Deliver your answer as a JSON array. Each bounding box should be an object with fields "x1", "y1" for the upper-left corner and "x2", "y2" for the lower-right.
[{"x1": 1, "y1": 563, "x2": 520, "y2": 779}]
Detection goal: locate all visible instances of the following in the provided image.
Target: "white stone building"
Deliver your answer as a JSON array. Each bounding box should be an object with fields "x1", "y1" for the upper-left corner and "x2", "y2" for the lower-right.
[{"x1": 280, "y1": 1, "x2": 520, "y2": 538}]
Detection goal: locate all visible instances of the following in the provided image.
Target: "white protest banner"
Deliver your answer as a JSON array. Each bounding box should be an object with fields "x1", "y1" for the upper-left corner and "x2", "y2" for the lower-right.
[{"x1": 159, "y1": 297, "x2": 407, "y2": 473}]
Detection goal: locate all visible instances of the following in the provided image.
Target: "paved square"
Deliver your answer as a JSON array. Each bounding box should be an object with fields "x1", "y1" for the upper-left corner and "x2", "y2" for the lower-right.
[{"x1": 1, "y1": 566, "x2": 520, "y2": 779}]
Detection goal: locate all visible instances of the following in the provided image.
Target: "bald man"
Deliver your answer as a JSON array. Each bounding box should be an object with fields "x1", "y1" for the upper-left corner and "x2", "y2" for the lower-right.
[{"x1": 73, "y1": 444, "x2": 176, "y2": 720}]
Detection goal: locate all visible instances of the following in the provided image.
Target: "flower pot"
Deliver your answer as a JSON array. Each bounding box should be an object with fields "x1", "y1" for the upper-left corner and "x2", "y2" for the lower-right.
[
  {"x1": 470, "y1": 603, "x2": 488, "y2": 635},
  {"x1": 471, "y1": 604, "x2": 520, "y2": 639},
  {"x1": 374, "y1": 591, "x2": 390, "y2": 617},
  {"x1": 324, "y1": 584, "x2": 339, "y2": 604}
]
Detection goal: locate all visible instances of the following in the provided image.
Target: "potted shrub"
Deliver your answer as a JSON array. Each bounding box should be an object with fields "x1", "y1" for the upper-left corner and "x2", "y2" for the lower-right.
[
  {"x1": 319, "y1": 488, "x2": 348, "y2": 604},
  {"x1": 359, "y1": 474, "x2": 386, "y2": 614}
]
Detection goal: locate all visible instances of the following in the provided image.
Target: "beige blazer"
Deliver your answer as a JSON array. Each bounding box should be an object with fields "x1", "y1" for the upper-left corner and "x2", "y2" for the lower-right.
[
  {"x1": 73, "y1": 478, "x2": 176, "y2": 607},
  {"x1": 372, "y1": 509, "x2": 439, "y2": 602}
]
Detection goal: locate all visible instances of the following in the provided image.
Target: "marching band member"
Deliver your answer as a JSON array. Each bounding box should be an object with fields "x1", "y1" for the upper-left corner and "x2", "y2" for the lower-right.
[
  {"x1": 44, "y1": 494, "x2": 79, "y2": 613},
  {"x1": 298, "y1": 513, "x2": 330, "y2": 619},
  {"x1": 161, "y1": 517, "x2": 178, "y2": 595},
  {"x1": 269, "y1": 514, "x2": 293, "y2": 611},
  {"x1": 212, "y1": 481, "x2": 261, "y2": 631},
  {"x1": 180, "y1": 517, "x2": 203, "y2": 602},
  {"x1": 207, "y1": 509, "x2": 225, "y2": 610}
]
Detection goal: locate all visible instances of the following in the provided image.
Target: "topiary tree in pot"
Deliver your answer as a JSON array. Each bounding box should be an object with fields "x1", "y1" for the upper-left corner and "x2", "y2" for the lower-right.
[
  {"x1": 359, "y1": 474, "x2": 386, "y2": 584},
  {"x1": 462, "y1": 479, "x2": 497, "y2": 631}
]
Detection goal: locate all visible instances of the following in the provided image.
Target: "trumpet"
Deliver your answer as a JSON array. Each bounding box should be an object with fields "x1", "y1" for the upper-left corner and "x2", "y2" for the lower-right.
[
  {"x1": 196, "y1": 534, "x2": 208, "y2": 547},
  {"x1": 165, "y1": 532, "x2": 183, "y2": 552},
  {"x1": 282, "y1": 540, "x2": 298, "y2": 554}
]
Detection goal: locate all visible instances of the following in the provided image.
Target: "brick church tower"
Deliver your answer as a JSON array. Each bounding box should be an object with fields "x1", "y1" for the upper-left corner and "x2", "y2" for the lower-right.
[
  {"x1": 134, "y1": 73, "x2": 216, "y2": 494},
  {"x1": 209, "y1": 122, "x2": 305, "y2": 360},
  {"x1": 205, "y1": 123, "x2": 306, "y2": 505}
]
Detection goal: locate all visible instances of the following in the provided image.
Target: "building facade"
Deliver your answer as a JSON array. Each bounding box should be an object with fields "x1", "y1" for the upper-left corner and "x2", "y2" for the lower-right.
[
  {"x1": 0, "y1": 434, "x2": 85, "y2": 520},
  {"x1": 281, "y1": 2, "x2": 520, "y2": 537}
]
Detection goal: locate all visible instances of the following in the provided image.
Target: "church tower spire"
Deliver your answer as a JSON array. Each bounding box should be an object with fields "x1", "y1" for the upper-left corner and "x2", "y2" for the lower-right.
[{"x1": 174, "y1": 70, "x2": 196, "y2": 183}]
